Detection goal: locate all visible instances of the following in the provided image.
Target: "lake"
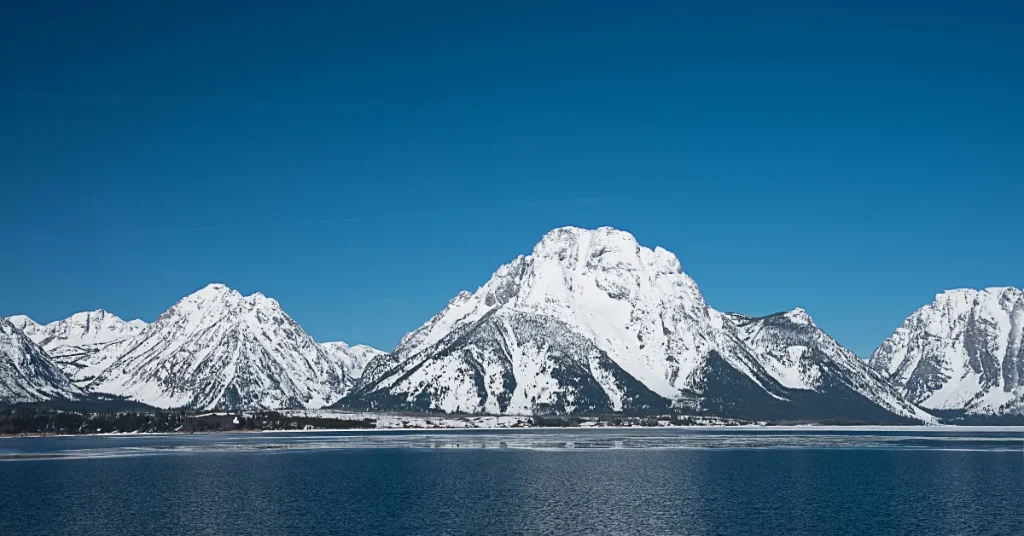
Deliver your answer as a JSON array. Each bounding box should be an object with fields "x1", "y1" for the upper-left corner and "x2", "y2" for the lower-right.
[{"x1": 1, "y1": 427, "x2": 1022, "y2": 535}]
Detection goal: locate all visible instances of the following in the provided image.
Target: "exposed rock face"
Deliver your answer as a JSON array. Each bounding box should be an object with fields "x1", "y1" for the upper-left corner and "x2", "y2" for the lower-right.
[
  {"x1": 321, "y1": 341, "x2": 385, "y2": 379},
  {"x1": 0, "y1": 317, "x2": 81, "y2": 404},
  {"x1": 87, "y1": 284, "x2": 357, "y2": 410},
  {"x1": 7, "y1": 310, "x2": 146, "y2": 385},
  {"x1": 345, "y1": 227, "x2": 931, "y2": 423},
  {"x1": 871, "y1": 287, "x2": 1024, "y2": 414}
]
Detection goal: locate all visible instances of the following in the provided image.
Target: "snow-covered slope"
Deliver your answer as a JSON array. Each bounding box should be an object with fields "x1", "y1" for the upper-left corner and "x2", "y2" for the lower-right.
[
  {"x1": 6, "y1": 310, "x2": 146, "y2": 386},
  {"x1": 727, "y1": 310, "x2": 934, "y2": 422},
  {"x1": 7, "y1": 310, "x2": 145, "y2": 353},
  {"x1": 870, "y1": 287, "x2": 1024, "y2": 414},
  {"x1": 87, "y1": 284, "x2": 355, "y2": 410},
  {"x1": 347, "y1": 308, "x2": 670, "y2": 414},
  {"x1": 344, "y1": 226, "x2": 929, "y2": 422},
  {"x1": 5, "y1": 316, "x2": 43, "y2": 339},
  {"x1": 0, "y1": 317, "x2": 81, "y2": 404},
  {"x1": 384, "y1": 227, "x2": 769, "y2": 397},
  {"x1": 321, "y1": 341, "x2": 385, "y2": 379}
]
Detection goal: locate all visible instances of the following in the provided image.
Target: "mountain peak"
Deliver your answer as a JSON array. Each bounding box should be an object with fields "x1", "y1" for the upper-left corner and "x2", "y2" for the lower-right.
[
  {"x1": 361, "y1": 227, "x2": 930, "y2": 422},
  {"x1": 67, "y1": 309, "x2": 114, "y2": 322},
  {"x1": 5, "y1": 310, "x2": 145, "y2": 334},
  {"x1": 872, "y1": 286, "x2": 1024, "y2": 413},
  {"x1": 0, "y1": 317, "x2": 81, "y2": 403},
  {"x1": 984, "y1": 285, "x2": 1020, "y2": 293},
  {"x1": 985, "y1": 286, "x2": 1023, "y2": 304},
  {"x1": 926, "y1": 286, "x2": 1023, "y2": 319},
  {"x1": 6, "y1": 315, "x2": 41, "y2": 332},
  {"x1": 194, "y1": 282, "x2": 238, "y2": 296},
  {"x1": 531, "y1": 226, "x2": 684, "y2": 278},
  {"x1": 531, "y1": 227, "x2": 641, "y2": 276},
  {"x1": 173, "y1": 283, "x2": 244, "y2": 309},
  {"x1": 934, "y1": 287, "x2": 978, "y2": 301},
  {"x1": 534, "y1": 226, "x2": 638, "y2": 253},
  {"x1": 244, "y1": 291, "x2": 281, "y2": 310},
  {"x1": 449, "y1": 290, "x2": 473, "y2": 306},
  {"x1": 321, "y1": 341, "x2": 385, "y2": 379},
  {"x1": 784, "y1": 307, "x2": 814, "y2": 326},
  {"x1": 93, "y1": 286, "x2": 355, "y2": 410},
  {"x1": 5, "y1": 309, "x2": 147, "y2": 364}
]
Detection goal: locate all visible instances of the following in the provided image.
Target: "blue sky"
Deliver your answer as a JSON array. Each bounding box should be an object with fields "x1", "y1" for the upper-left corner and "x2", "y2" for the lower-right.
[{"x1": 2, "y1": 1, "x2": 1021, "y2": 356}]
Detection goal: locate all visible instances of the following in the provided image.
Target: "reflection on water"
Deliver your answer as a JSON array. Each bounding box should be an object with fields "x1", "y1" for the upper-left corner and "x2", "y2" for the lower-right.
[
  {"x1": 1, "y1": 427, "x2": 1023, "y2": 461},
  {"x1": 0, "y1": 429, "x2": 1022, "y2": 536}
]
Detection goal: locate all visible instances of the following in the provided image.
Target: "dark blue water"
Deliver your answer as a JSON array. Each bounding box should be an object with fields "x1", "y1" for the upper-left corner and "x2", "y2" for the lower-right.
[{"x1": 2, "y1": 428, "x2": 1022, "y2": 535}]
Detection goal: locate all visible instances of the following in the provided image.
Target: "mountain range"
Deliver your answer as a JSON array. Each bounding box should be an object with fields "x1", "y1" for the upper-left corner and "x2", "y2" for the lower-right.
[
  {"x1": 2, "y1": 285, "x2": 375, "y2": 409},
  {"x1": 8, "y1": 310, "x2": 146, "y2": 386},
  {"x1": 340, "y1": 227, "x2": 931, "y2": 423},
  {"x1": 2, "y1": 226, "x2": 1021, "y2": 423}
]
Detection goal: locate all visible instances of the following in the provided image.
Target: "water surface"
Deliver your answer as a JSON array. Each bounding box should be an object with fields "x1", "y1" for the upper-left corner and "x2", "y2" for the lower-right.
[{"x1": 1, "y1": 428, "x2": 1022, "y2": 535}]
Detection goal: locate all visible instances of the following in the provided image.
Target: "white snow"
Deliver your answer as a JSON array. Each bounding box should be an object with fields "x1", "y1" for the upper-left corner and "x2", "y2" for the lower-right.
[
  {"x1": 871, "y1": 286, "x2": 1024, "y2": 414},
  {"x1": 3, "y1": 310, "x2": 147, "y2": 383},
  {"x1": 0, "y1": 317, "x2": 82, "y2": 403},
  {"x1": 784, "y1": 308, "x2": 814, "y2": 326},
  {"x1": 381, "y1": 227, "x2": 729, "y2": 409},
  {"x1": 4, "y1": 227, "x2": 986, "y2": 423},
  {"x1": 369, "y1": 226, "x2": 932, "y2": 421},
  {"x1": 7, "y1": 310, "x2": 146, "y2": 349},
  {"x1": 320, "y1": 341, "x2": 385, "y2": 379},
  {"x1": 85, "y1": 283, "x2": 359, "y2": 410}
]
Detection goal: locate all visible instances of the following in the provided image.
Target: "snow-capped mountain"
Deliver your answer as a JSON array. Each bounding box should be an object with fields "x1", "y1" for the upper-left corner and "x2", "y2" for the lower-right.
[
  {"x1": 726, "y1": 310, "x2": 934, "y2": 422},
  {"x1": 870, "y1": 287, "x2": 1024, "y2": 415},
  {"x1": 6, "y1": 310, "x2": 146, "y2": 385},
  {"x1": 87, "y1": 284, "x2": 356, "y2": 410},
  {"x1": 0, "y1": 317, "x2": 81, "y2": 404},
  {"x1": 321, "y1": 341, "x2": 385, "y2": 379},
  {"x1": 346, "y1": 308, "x2": 671, "y2": 414},
  {"x1": 344, "y1": 226, "x2": 929, "y2": 422}
]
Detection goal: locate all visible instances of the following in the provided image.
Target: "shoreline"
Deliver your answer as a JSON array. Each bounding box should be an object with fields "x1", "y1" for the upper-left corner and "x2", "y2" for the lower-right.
[{"x1": 6, "y1": 423, "x2": 1024, "y2": 439}]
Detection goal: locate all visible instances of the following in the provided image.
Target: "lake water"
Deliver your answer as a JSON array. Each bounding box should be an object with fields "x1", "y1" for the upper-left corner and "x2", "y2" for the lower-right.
[{"x1": 1, "y1": 428, "x2": 1022, "y2": 535}]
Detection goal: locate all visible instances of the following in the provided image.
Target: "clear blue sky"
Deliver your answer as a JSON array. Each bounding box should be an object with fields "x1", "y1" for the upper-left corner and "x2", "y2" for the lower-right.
[{"x1": 2, "y1": 1, "x2": 1021, "y2": 356}]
